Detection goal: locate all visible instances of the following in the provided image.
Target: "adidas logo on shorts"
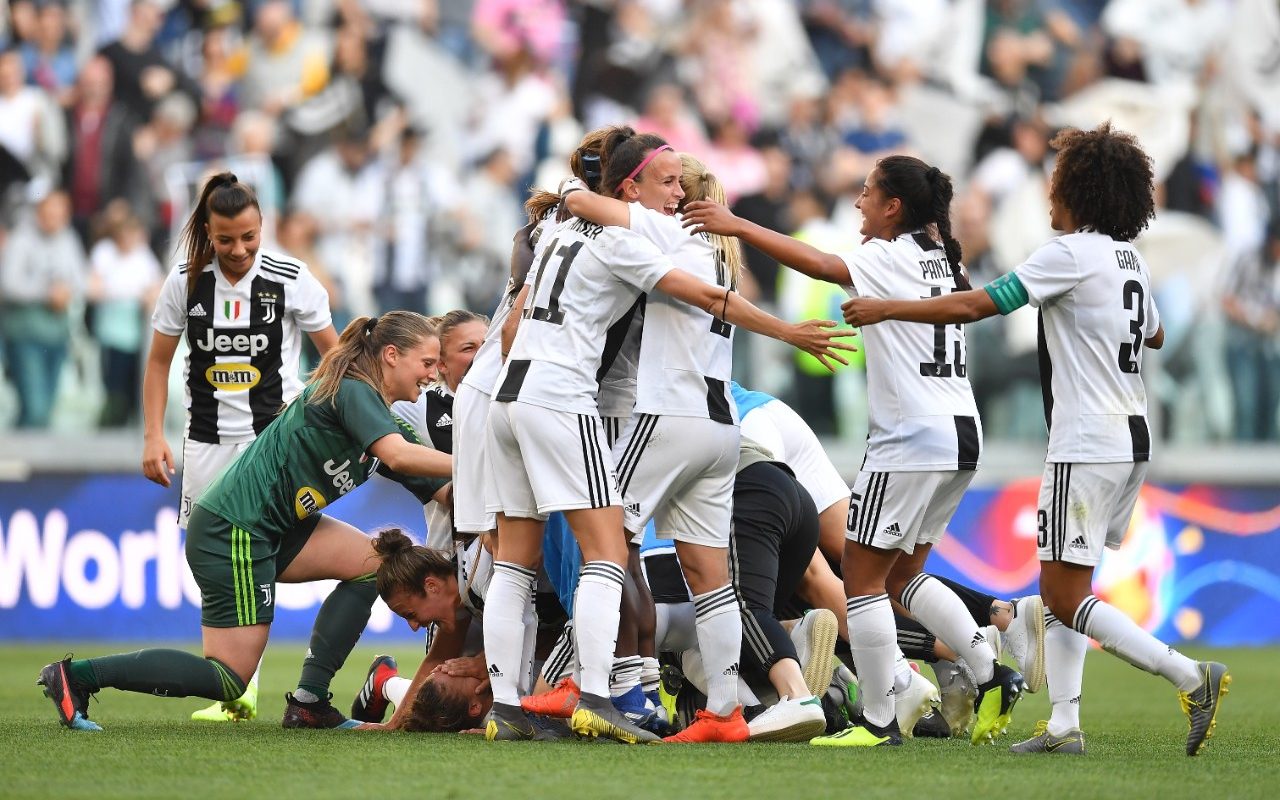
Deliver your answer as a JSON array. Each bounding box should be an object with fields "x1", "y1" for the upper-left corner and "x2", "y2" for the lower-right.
[
  {"x1": 624, "y1": 502, "x2": 641, "y2": 515},
  {"x1": 1069, "y1": 535, "x2": 1088, "y2": 549},
  {"x1": 436, "y1": 413, "x2": 453, "y2": 428},
  {"x1": 488, "y1": 663, "x2": 503, "y2": 677},
  {"x1": 882, "y1": 522, "x2": 902, "y2": 537},
  {"x1": 189, "y1": 303, "x2": 207, "y2": 317}
]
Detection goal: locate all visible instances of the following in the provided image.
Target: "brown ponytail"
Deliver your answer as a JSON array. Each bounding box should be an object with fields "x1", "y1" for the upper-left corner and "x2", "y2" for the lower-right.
[
  {"x1": 307, "y1": 311, "x2": 438, "y2": 407},
  {"x1": 179, "y1": 171, "x2": 261, "y2": 298},
  {"x1": 371, "y1": 527, "x2": 454, "y2": 601}
]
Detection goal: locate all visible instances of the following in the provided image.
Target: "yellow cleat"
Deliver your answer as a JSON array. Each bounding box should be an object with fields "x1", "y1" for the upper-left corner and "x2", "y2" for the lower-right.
[{"x1": 191, "y1": 676, "x2": 258, "y2": 722}]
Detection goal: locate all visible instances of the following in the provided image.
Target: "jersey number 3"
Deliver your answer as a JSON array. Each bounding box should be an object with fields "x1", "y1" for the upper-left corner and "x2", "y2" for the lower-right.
[{"x1": 1117, "y1": 280, "x2": 1145, "y2": 374}]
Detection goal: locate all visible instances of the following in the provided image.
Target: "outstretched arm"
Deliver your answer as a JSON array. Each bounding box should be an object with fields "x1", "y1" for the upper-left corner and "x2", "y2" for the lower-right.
[
  {"x1": 562, "y1": 188, "x2": 631, "y2": 228},
  {"x1": 842, "y1": 287, "x2": 999, "y2": 327},
  {"x1": 654, "y1": 269, "x2": 857, "y2": 371},
  {"x1": 681, "y1": 200, "x2": 850, "y2": 285}
]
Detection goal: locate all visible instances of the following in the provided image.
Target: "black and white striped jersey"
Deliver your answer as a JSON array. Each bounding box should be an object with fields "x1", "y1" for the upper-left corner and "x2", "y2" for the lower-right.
[
  {"x1": 1015, "y1": 232, "x2": 1160, "y2": 463},
  {"x1": 842, "y1": 232, "x2": 981, "y2": 472},
  {"x1": 494, "y1": 218, "x2": 673, "y2": 414},
  {"x1": 627, "y1": 204, "x2": 737, "y2": 424},
  {"x1": 152, "y1": 248, "x2": 332, "y2": 444}
]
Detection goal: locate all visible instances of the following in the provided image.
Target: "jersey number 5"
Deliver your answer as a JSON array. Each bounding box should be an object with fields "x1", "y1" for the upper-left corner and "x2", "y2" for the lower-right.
[
  {"x1": 1117, "y1": 280, "x2": 1145, "y2": 374},
  {"x1": 919, "y1": 287, "x2": 967, "y2": 378},
  {"x1": 526, "y1": 238, "x2": 583, "y2": 325}
]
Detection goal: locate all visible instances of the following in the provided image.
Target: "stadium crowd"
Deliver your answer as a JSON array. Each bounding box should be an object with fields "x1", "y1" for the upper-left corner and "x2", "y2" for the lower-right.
[{"x1": 0, "y1": 0, "x2": 1277, "y2": 442}]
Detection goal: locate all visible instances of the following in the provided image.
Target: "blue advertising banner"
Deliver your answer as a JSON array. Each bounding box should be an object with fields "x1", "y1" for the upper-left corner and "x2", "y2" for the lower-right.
[{"x1": 2, "y1": 475, "x2": 1278, "y2": 644}]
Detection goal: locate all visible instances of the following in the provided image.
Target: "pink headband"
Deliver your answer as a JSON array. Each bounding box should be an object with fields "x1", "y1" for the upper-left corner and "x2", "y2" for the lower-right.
[{"x1": 624, "y1": 145, "x2": 673, "y2": 183}]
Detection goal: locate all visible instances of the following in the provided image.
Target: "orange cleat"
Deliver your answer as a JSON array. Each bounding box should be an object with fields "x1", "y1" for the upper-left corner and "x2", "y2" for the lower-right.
[
  {"x1": 520, "y1": 676, "x2": 581, "y2": 719},
  {"x1": 662, "y1": 706, "x2": 750, "y2": 743}
]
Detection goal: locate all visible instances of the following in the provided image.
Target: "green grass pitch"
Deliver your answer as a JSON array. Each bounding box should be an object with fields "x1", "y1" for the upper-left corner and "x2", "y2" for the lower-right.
[{"x1": 2, "y1": 643, "x2": 1275, "y2": 799}]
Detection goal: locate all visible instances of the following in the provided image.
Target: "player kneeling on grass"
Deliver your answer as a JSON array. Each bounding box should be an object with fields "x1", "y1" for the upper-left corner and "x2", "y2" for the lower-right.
[
  {"x1": 841, "y1": 122, "x2": 1229, "y2": 757},
  {"x1": 38, "y1": 312, "x2": 452, "y2": 731}
]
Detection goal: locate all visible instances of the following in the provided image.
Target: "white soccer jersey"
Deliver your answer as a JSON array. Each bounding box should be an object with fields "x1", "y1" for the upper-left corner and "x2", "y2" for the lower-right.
[
  {"x1": 627, "y1": 205, "x2": 737, "y2": 422},
  {"x1": 151, "y1": 248, "x2": 332, "y2": 444},
  {"x1": 493, "y1": 217, "x2": 674, "y2": 413},
  {"x1": 1013, "y1": 232, "x2": 1160, "y2": 463},
  {"x1": 842, "y1": 232, "x2": 981, "y2": 472}
]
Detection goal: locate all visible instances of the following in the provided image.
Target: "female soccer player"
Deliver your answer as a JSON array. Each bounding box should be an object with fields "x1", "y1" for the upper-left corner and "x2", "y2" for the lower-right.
[
  {"x1": 841, "y1": 123, "x2": 1229, "y2": 756},
  {"x1": 39, "y1": 311, "x2": 452, "y2": 731},
  {"x1": 683, "y1": 155, "x2": 1024, "y2": 747},
  {"x1": 141, "y1": 172, "x2": 338, "y2": 722},
  {"x1": 480, "y1": 130, "x2": 853, "y2": 744}
]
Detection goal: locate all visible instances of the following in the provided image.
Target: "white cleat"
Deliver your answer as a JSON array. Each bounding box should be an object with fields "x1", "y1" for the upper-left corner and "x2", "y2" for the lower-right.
[
  {"x1": 1003, "y1": 596, "x2": 1046, "y2": 693},
  {"x1": 895, "y1": 667, "x2": 940, "y2": 739},
  {"x1": 748, "y1": 695, "x2": 828, "y2": 742},
  {"x1": 789, "y1": 609, "x2": 839, "y2": 697}
]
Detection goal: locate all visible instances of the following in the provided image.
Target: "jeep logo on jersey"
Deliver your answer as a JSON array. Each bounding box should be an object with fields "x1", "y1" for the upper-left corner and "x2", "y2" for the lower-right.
[
  {"x1": 204, "y1": 362, "x2": 261, "y2": 392},
  {"x1": 194, "y1": 329, "x2": 270, "y2": 356},
  {"x1": 324, "y1": 458, "x2": 356, "y2": 494},
  {"x1": 295, "y1": 486, "x2": 327, "y2": 519}
]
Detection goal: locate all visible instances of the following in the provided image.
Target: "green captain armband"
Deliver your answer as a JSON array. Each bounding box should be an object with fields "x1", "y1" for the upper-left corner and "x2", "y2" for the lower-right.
[{"x1": 985, "y1": 272, "x2": 1029, "y2": 315}]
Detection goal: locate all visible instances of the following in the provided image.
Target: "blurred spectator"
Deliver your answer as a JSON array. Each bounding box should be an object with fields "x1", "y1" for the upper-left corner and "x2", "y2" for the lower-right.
[
  {"x1": 798, "y1": 0, "x2": 873, "y2": 80},
  {"x1": 98, "y1": 0, "x2": 199, "y2": 123},
  {"x1": 0, "y1": 190, "x2": 85, "y2": 428},
  {"x1": 1102, "y1": 0, "x2": 1229, "y2": 91},
  {"x1": 468, "y1": 39, "x2": 556, "y2": 180},
  {"x1": 838, "y1": 73, "x2": 907, "y2": 174},
  {"x1": 1217, "y1": 145, "x2": 1271, "y2": 264},
  {"x1": 134, "y1": 91, "x2": 196, "y2": 247},
  {"x1": 704, "y1": 117, "x2": 766, "y2": 206},
  {"x1": 0, "y1": 47, "x2": 64, "y2": 205},
  {"x1": 1221, "y1": 224, "x2": 1280, "y2": 441},
  {"x1": 375, "y1": 124, "x2": 463, "y2": 315},
  {"x1": 731, "y1": 137, "x2": 793, "y2": 304},
  {"x1": 290, "y1": 121, "x2": 384, "y2": 321},
  {"x1": 61, "y1": 54, "x2": 145, "y2": 245},
  {"x1": 229, "y1": 0, "x2": 330, "y2": 116},
  {"x1": 572, "y1": 0, "x2": 669, "y2": 129},
  {"x1": 632, "y1": 81, "x2": 709, "y2": 157},
  {"x1": 471, "y1": 0, "x2": 566, "y2": 70},
  {"x1": 678, "y1": 0, "x2": 759, "y2": 131},
  {"x1": 86, "y1": 201, "x2": 161, "y2": 427},
  {"x1": 778, "y1": 87, "x2": 840, "y2": 191},
  {"x1": 192, "y1": 22, "x2": 241, "y2": 160},
  {"x1": 982, "y1": 0, "x2": 1080, "y2": 106},
  {"x1": 20, "y1": 0, "x2": 79, "y2": 107},
  {"x1": 455, "y1": 146, "x2": 522, "y2": 312},
  {"x1": 968, "y1": 114, "x2": 1051, "y2": 208}
]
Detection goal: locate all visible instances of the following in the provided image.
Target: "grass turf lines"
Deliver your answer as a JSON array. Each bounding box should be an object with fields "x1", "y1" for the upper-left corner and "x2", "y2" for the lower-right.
[{"x1": 3, "y1": 643, "x2": 1275, "y2": 799}]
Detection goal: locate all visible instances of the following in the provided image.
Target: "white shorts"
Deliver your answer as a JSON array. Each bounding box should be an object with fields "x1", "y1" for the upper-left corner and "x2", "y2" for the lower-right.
[
  {"x1": 613, "y1": 414, "x2": 738, "y2": 547},
  {"x1": 485, "y1": 400, "x2": 619, "y2": 520},
  {"x1": 601, "y1": 415, "x2": 627, "y2": 449},
  {"x1": 1036, "y1": 461, "x2": 1147, "y2": 567},
  {"x1": 179, "y1": 439, "x2": 251, "y2": 527},
  {"x1": 846, "y1": 469, "x2": 975, "y2": 553},
  {"x1": 453, "y1": 383, "x2": 496, "y2": 534},
  {"x1": 740, "y1": 400, "x2": 849, "y2": 513}
]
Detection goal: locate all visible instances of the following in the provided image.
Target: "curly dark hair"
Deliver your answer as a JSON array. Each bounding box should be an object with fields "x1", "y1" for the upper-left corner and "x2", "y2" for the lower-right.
[
  {"x1": 401, "y1": 679, "x2": 483, "y2": 733},
  {"x1": 1049, "y1": 122, "x2": 1155, "y2": 242}
]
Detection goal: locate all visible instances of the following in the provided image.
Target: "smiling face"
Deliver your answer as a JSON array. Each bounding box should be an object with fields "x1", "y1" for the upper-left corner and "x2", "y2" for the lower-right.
[
  {"x1": 381, "y1": 334, "x2": 440, "y2": 403},
  {"x1": 622, "y1": 149, "x2": 685, "y2": 216},
  {"x1": 385, "y1": 575, "x2": 456, "y2": 632},
  {"x1": 206, "y1": 207, "x2": 262, "y2": 278},
  {"x1": 438, "y1": 320, "x2": 486, "y2": 392},
  {"x1": 854, "y1": 169, "x2": 901, "y2": 240}
]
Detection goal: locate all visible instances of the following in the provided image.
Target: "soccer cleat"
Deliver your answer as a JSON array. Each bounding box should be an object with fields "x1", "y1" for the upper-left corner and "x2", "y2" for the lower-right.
[
  {"x1": 281, "y1": 692, "x2": 350, "y2": 729},
  {"x1": 894, "y1": 667, "x2": 940, "y2": 739},
  {"x1": 663, "y1": 706, "x2": 749, "y2": 743},
  {"x1": 935, "y1": 661, "x2": 976, "y2": 737},
  {"x1": 970, "y1": 663, "x2": 1026, "y2": 745},
  {"x1": 521, "y1": 676, "x2": 580, "y2": 719},
  {"x1": 1010, "y1": 720, "x2": 1086, "y2": 754},
  {"x1": 37, "y1": 657, "x2": 101, "y2": 731},
  {"x1": 350, "y1": 655, "x2": 398, "y2": 723},
  {"x1": 811, "y1": 717, "x2": 902, "y2": 747},
  {"x1": 658, "y1": 664, "x2": 683, "y2": 729},
  {"x1": 912, "y1": 709, "x2": 951, "y2": 738},
  {"x1": 484, "y1": 701, "x2": 537, "y2": 741},
  {"x1": 571, "y1": 692, "x2": 662, "y2": 744},
  {"x1": 530, "y1": 714, "x2": 574, "y2": 740},
  {"x1": 1180, "y1": 661, "x2": 1230, "y2": 756},
  {"x1": 192, "y1": 674, "x2": 259, "y2": 722},
  {"x1": 613, "y1": 685, "x2": 673, "y2": 736},
  {"x1": 748, "y1": 695, "x2": 828, "y2": 742},
  {"x1": 1003, "y1": 596, "x2": 1046, "y2": 693},
  {"x1": 790, "y1": 609, "x2": 839, "y2": 697}
]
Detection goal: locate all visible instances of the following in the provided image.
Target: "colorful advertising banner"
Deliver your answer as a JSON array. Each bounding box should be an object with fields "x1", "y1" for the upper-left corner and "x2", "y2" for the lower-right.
[{"x1": 2, "y1": 475, "x2": 1277, "y2": 644}]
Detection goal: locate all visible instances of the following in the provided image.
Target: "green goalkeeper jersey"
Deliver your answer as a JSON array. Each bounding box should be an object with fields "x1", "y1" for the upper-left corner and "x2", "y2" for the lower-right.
[{"x1": 197, "y1": 377, "x2": 442, "y2": 541}]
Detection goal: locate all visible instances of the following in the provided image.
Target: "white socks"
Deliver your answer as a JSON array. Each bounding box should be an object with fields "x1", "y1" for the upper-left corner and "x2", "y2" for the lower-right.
[
  {"x1": 610, "y1": 655, "x2": 643, "y2": 698},
  {"x1": 574, "y1": 561, "x2": 625, "y2": 698},
  {"x1": 900, "y1": 574, "x2": 996, "y2": 684},
  {"x1": 847, "y1": 593, "x2": 897, "y2": 728},
  {"x1": 1073, "y1": 595, "x2": 1201, "y2": 691},
  {"x1": 640, "y1": 657, "x2": 661, "y2": 697},
  {"x1": 1044, "y1": 608, "x2": 1086, "y2": 735},
  {"x1": 384, "y1": 675, "x2": 410, "y2": 710},
  {"x1": 540, "y1": 621, "x2": 576, "y2": 686},
  {"x1": 693, "y1": 585, "x2": 742, "y2": 716},
  {"x1": 482, "y1": 561, "x2": 535, "y2": 706}
]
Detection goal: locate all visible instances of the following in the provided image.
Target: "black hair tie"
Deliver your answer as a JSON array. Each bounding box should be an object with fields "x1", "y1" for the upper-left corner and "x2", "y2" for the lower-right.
[
  {"x1": 925, "y1": 166, "x2": 941, "y2": 183},
  {"x1": 364, "y1": 317, "x2": 378, "y2": 335}
]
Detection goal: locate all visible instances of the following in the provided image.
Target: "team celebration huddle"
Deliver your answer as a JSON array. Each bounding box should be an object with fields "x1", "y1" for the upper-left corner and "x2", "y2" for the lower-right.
[{"x1": 38, "y1": 120, "x2": 1229, "y2": 757}]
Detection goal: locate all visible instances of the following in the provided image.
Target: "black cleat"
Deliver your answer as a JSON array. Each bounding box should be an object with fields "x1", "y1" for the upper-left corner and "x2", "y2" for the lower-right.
[
  {"x1": 1180, "y1": 661, "x2": 1230, "y2": 756},
  {"x1": 37, "y1": 656, "x2": 101, "y2": 731},
  {"x1": 282, "y1": 692, "x2": 350, "y2": 729},
  {"x1": 350, "y1": 655, "x2": 398, "y2": 723},
  {"x1": 913, "y1": 709, "x2": 952, "y2": 738}
]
